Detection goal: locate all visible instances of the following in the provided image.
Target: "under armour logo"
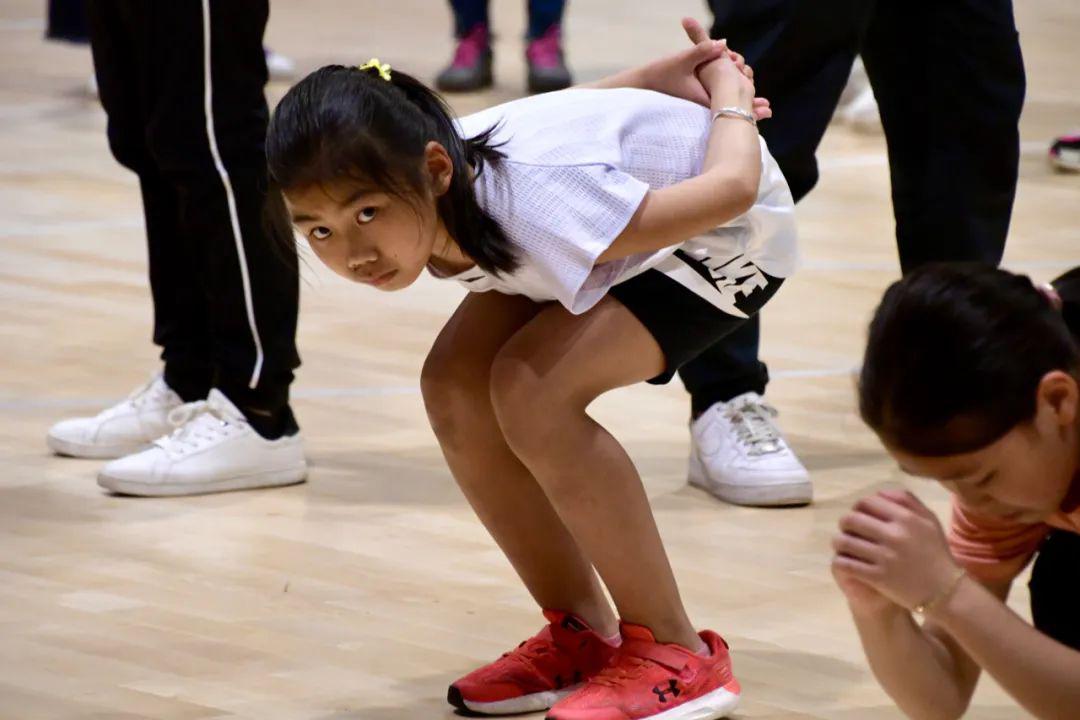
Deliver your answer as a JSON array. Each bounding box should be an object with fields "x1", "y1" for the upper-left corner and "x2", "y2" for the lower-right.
[{"x1": 652, "y1": 679, "x2": 681, "y2": 703}]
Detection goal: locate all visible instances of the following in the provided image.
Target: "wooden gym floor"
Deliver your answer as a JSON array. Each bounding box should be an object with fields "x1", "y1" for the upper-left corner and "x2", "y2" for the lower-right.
[{"x1": 1, "y1": 0, "x2": 1077, "y2": 717}]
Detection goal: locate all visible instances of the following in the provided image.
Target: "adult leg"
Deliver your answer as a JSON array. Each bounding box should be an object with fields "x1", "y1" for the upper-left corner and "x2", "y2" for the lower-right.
[
  {"x1": 449, "y1": 0, "x2": 489, "y2": 36},
  {"x1": 92, "y1": 0, "x2": 305, "y2": 495},
  {"x1": 422, "y1": 292, "x2": 617, "y2": 635},
  {"x1": 527, "y1": 0, "x2": 565, "y2": 39},
  {"x1": 672, "y1": 0, "x2": 872, "y2": 507},
  {"x1": 678, "y1": 320, "x2": 766, "y2": 417},
  {"x1": 50, "y1": 2, "x2": 197, "y2": 460},
  {"x1": 861, "y1": 0, "x2": 1025, "y2": 271},
  {"x1": 86, "y1": 1, "x2": 214, "y2": 401},
  {"x1": 47, "y1": 0, "x2": 90, "y2": 43},
  {"x1": 144, "y1": 0, "x2": 299, "y2": 437},
  {"x1": 707, "y1": 0, "x2": 870, "y2": 201},
  {"x1": 682, "y1": 0, "x2": 869, "y2": 410}
]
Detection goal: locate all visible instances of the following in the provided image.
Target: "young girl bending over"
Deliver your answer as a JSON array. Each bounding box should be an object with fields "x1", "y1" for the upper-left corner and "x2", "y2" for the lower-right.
[
  {"x1": 267, "y1": 24, "x2": 795, "y2": 720},
  {"x1": 834, "y1": 265, "x2": 1080, "y2": 720}
]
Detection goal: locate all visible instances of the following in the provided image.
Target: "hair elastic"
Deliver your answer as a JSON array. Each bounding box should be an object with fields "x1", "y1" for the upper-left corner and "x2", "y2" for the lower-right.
[{"x1": 357, "y1": 58, "x2": 392, "y2": 81}]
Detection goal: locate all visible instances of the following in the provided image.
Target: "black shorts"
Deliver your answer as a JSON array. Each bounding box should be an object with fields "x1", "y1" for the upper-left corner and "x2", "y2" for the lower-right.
[
  {"x1": 608, "y1": 252, "x2": 783, "y2": 384},
  {"x1": 1029, "y1": 529, "x2": 1080, "y2": 650}
]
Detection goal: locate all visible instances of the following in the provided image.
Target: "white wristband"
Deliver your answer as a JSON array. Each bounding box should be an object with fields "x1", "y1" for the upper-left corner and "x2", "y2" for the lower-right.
[{"x1": 712, "y1": 106, "x2": 757, "y2": 127}]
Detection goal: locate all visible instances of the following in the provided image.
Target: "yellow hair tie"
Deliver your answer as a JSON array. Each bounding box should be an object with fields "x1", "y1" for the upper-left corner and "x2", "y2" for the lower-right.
[{"x1": 358, "y1": 58, "x2": 392, "y2": 82}]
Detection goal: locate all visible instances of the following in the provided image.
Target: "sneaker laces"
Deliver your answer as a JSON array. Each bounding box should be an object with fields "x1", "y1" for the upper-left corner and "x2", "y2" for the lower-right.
[
  {"x1": 451, "y1": 24, "x2": 488, "y2": 68},
  {"x1": 97, "y1": 376, "x2": 168, "y2": 420},
  {"x1": 725, "y1": 397, "x2": 783, "y2": 456},
  {"x1": 501, "y1": 635, "x2": 556, "y2": 669},
  {"x1": 588, "y1": 656, "x2": 653, "y2": 688},
  {"x1": 155, "y1": 401, "x2": 236, "y2": 456}
]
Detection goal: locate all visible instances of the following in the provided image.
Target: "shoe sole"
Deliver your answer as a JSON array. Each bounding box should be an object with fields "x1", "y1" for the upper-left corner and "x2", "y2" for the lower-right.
[
  {"x1": 97, "y1": 467, "x2": 308, "y2": 497},
  {"x1": 47, "y1": 434, "x2": 150, "y2": 460},
  {"x1": 688, "y1": 454, "x2": 812, "y2": 507},
  {"x1": 527, "y1": 74, "x2": 571, "y2": 94},
  {"x1": 449, "y1": 683, "x2": 581, "y2": 715},
  {"x1": 437, "y1": 66, "x2": 494, "y2": 93},
  {"x1": 546, "y1": 682, "x2": 739, "y2": 720},
  {"x1": 1050, "y1": 152, "x2": 1080, "y2": 172},
  {"x1": 437, "y1": 76, "x2": 494, "y2": 92}
]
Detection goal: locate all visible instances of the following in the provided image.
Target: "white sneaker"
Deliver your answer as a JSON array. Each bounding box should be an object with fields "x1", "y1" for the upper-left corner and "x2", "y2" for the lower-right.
[
  {"x1": 840, "y1": 85, "x2": 883, "y2": 134},
  {"x1": 46, "y1": 374, "x2": 183, "y2": 459},
  {"x1": 688, "y1": 392, "x2": 812, "y2": 507},
  {"x1": 837, "y1": 56, "x2": 870, "y2": 109},
  {"x1": 836, "y1": 58, "x2": 882, "y2": 135},
  {"x1": 265, "y1": 48, "x2": 297, "y2": 81},
  {"x1": 97, "y1": 389, "x2": 307, "y2": 497}
]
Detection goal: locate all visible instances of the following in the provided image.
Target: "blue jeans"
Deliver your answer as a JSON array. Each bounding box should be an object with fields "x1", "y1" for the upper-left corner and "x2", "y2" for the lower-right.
[{"x1": 449, "y1": 0, "x2": 565, "y2": 38}]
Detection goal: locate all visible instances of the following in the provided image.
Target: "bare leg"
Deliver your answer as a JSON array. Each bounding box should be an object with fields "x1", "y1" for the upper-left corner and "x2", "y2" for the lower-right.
[
  {"x1": 490, "y1": 296, "x2": 704, "y2": 651},
  {"x1": 422, "y1": 292, "x2": 617, "y2": 636}
]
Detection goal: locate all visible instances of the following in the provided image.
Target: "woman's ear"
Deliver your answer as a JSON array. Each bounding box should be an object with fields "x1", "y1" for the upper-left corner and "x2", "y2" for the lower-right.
[
  {"x1": 1035, "y1": 370, "x2": 1079, "y2": 433},
  {"x1": 424, "y1": 141, "x2": 454, "y2": 198}
]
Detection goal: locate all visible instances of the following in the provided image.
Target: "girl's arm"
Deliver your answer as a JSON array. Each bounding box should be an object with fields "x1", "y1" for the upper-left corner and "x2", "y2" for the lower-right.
[
  {"x1": 840, "y1": 576, "x2": 999, "y2": 720},
  {"x1": 580, "y1": 18, "x2": 772, "y2": 119},
  {"x1": 596, "y1": 54, "x2": 761, "y2": 264},
  {"x1": 835, "y1": 490, "x2": 1080, "y2": 720},
  {"x1": 927, "y1": 573, "x2": 1080, "y2": 719},
  {"x1": 582, "y1": 40, "x2": 726, "y2": 108}
]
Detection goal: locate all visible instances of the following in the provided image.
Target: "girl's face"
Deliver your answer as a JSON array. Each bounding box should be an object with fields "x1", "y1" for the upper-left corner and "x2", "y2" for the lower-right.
[
  {"x1": 887, "y1": 371, "x2": 1080, "y2": 523},
  {"x1": 283, "y1": 143, "x2": 455, "y2": 291}
]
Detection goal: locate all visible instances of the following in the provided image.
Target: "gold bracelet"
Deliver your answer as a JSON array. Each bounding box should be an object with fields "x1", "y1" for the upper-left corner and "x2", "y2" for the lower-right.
[{"x1": 913, "y1": 568, "x2": 967, "y2": 616}]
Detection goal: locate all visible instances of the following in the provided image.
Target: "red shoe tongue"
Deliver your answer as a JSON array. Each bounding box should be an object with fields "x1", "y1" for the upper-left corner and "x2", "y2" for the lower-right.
[{"x1": 619, "y1": 622, "x2": 657, "y2": 643}]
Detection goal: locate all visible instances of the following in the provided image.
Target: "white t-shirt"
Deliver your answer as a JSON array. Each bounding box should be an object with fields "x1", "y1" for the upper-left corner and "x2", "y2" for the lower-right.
[{"x1": 438, "y1": 87, "x2": 798, "y2": 316}]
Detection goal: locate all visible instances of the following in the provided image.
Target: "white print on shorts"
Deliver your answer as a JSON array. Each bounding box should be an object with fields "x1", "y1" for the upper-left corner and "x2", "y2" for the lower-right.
[{"x1": 655, "y1": 252, "x2": 768, "y2": 319}]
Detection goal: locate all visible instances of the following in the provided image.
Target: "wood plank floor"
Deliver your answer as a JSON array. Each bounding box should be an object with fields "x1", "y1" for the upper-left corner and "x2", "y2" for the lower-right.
[{"x1": 1, "y1": 1, "x2": 1077, "y2": 717}]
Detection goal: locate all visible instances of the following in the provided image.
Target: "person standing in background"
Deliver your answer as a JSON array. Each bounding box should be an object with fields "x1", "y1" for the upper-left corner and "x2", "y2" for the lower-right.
[
  {"x1": 47, "y1": 0, "x2": 307, "y2": 497},
  {"x1": 436, "y1": 0, "x2": 572, "y2": 93},
  {"x1": 672, "y1": 0, "x2": 1025, "y2": 507},
  {"x1": 45, "y1": 0, "x2": 297, "y2": 98}
]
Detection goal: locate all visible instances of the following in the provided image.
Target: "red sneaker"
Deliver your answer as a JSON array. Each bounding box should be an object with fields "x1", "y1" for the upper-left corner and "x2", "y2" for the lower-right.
[
  {"x1": 448, "y1": 610, "x2": 619, "y2": 715},
  {"x1": 546, "y1": 623, "x2": 740, "y2": 720}
]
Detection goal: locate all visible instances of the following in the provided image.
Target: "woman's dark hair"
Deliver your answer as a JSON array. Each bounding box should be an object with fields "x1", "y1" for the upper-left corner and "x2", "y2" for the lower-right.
[
  {"x1": 266, "y1": 63, "x2": 517, "y2": 274},
  {"x1": 859, "y1": 263, "x2": 1080, "y2": 456}
]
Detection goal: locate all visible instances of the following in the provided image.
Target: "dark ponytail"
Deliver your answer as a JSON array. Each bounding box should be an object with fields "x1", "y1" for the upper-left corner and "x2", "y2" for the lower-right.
[
  {"x1": 267, "y1": 63, "x2": 518, "y2": 274},
  {"x1": 1053, "y1": 265, "x2": 1080, "y2": 336},
  {"x1": 858, "y1": 263, "x2": 1080, "y2": 456}
]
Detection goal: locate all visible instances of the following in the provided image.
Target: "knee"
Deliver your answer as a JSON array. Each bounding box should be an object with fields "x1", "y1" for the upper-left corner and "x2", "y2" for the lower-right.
[
  {"x1": 489, "y1": 352, "x2": 559, "y2": 460},
  {"x1": 420, "y1": 349, "x2": 487, "y2": 450}
]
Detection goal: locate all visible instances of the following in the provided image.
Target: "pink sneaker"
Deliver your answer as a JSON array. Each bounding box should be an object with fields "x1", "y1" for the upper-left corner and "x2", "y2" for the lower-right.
[
  {"x1": 1049, "y1": 134, "x2": 1080, "y2": 172},
  {"x1": 526, "y1": 24, "x2": 572, "y2": 93},
  {"x1": 436, "y1": 23, "x2": 493, "y2": 92}
]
